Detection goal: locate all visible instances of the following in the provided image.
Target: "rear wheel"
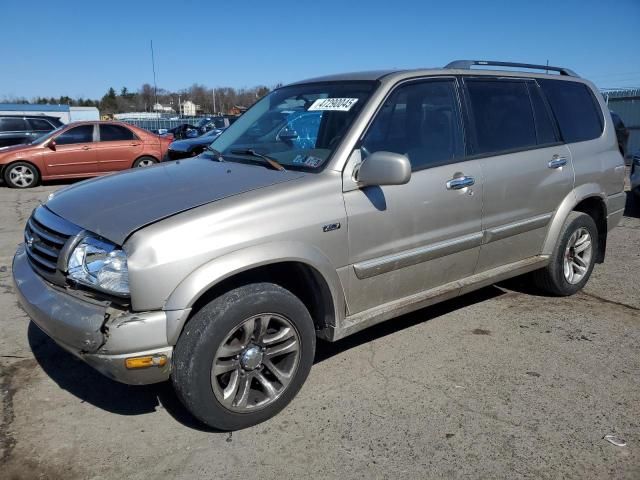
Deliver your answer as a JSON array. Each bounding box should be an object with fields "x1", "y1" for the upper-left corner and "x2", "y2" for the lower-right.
[
  {"x1": 3, "y1": 161, "x2": 40, "y2": 188},
  {"x1": 133, "y1": 156, "x2": 157, "y2": 168},
  {"x1": 172, "y1": 283, "x2": 316, "y2": 430},
  {"x1": 533, "y1": 211, "x2": 598, "y2": 296}
]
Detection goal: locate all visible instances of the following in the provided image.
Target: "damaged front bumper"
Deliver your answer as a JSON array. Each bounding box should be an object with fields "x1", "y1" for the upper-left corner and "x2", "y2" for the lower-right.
[{"x1": 13, "y1": 245, "x2": 175, "y2": 385}]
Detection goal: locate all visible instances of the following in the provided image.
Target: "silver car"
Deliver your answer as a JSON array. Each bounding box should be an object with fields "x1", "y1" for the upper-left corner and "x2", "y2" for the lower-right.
[{"x1": 13, "y1": 60, "x2": 626, "y2": 430}]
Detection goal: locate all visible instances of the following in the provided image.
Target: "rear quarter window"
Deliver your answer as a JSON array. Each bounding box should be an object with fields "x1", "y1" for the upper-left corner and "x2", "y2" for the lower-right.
[{"x1": 539, "y1": 79, "x2": 604, "y2": 143}]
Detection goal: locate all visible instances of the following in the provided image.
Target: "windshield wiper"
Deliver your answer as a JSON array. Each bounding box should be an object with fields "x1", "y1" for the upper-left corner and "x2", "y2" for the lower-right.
[
  {"x1": 204, "y1": 146, "x2": 224, "y2": 161},
  {"x1": 230, "y1": 149, "x2": 285, "y2": 171}
]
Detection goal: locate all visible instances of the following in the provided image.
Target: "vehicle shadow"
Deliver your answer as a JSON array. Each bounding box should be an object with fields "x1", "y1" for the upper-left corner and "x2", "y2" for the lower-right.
[{"x1": 28, "y1": 286, "x2": 505, "y2": 432}]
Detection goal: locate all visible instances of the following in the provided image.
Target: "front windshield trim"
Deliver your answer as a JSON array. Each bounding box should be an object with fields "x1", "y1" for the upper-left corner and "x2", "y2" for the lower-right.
[{"x1": 206, "y1": 80, "x2": 380, "y2": 174}]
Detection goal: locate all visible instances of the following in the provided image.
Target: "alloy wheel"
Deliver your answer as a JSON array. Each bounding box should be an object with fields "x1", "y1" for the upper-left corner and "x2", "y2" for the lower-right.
[
  {"x1": 8, "y1": 165, "x2": 35, "y2": 187},
  {"x1": 563, "y1": 227, "x2": 592, "y2": 284},
  {"x1": 211, "y1": 313, "x2": 301, "y2": 412}
]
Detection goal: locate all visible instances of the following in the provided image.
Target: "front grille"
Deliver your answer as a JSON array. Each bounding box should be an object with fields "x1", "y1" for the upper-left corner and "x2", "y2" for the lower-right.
[{"x1": 24, "y1": 206, "x2": 82, "y2": 285}]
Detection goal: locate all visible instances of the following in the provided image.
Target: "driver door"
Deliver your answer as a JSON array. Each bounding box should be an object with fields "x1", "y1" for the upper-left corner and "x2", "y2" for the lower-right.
[
  {"x1": 342, "y1": 78, "x2": 484, "y2": 314},
  {"x1": 43, "y1": 124, "x2": 98, "y2": 177}
]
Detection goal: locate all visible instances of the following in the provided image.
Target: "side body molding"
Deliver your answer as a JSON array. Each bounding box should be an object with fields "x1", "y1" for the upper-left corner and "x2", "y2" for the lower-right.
[
  {"x1": 163, "y1": 241, "x2": 347, "y2": 344},
  {"x1": 541, "y1": 183, "x2": 605, "y2": 256}
]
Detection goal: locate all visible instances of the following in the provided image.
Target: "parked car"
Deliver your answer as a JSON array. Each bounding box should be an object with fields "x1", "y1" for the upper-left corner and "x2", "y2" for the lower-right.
[
  {"x1": 167, "y1": 128, "x2": 225, "y2": 160},
  {"x1": 13, "y1": 61, "x2": 626, "y2": 430},
  {"x1": 0, "y1": 115, "x2": 64, "y2": 148},
  {"x1": 610, "y1": 111, "x2": 629, "y2": 158},
  {"x1": 196, "y1": 116, "x2": 237, "y2": 135},
  {"x1": 0, "y1": 121, "x2": 172, "y2": 188},
  {"x1": 168, "y1": 123, "x2": 199, "y2": 140},
  {"x1": 631, "y1": 150, "x2": 640, "y2": 196}
]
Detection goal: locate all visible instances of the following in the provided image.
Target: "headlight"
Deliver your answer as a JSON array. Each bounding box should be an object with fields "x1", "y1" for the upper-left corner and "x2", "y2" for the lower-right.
[{"x1": 67, "y1": 237, "x2": 129, "y2": 296}]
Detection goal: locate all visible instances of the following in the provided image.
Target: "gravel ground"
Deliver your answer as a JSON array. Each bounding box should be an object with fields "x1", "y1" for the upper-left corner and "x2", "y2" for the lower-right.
[{"x1": 0, "y1": 178, "x2": 638, "y2": 480}]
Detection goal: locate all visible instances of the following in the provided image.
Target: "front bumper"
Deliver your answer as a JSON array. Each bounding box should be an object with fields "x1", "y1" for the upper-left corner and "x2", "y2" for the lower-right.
[{"x1": 13, "y1": 245, "x2": 173, "y2": 385}]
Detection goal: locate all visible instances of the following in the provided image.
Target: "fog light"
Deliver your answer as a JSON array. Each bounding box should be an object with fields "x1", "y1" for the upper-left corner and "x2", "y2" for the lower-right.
[{"x1": 125, "y1": 355, "x2": 167, "y2": 369}]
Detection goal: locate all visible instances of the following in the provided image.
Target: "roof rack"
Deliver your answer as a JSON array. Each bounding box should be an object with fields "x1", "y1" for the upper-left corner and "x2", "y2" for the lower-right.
[{"x1": 444, "y1": 60, "x2": 579, "y2": 78}]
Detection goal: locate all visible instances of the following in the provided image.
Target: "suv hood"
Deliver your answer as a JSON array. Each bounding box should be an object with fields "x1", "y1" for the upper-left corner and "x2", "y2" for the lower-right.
[{"x1": 45, "y1": 158, "x2": 305, "y2": 245}]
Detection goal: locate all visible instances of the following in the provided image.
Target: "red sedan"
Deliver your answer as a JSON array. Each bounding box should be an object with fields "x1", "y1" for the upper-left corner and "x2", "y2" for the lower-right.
[{"x1": 0, "y1": 121, "x2": 173, "y2": 188}]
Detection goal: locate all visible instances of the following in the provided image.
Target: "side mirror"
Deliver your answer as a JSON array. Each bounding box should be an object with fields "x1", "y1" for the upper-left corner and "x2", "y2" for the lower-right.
[
  {"x1": 355, "y1": 151, "x2": 411, "y2": 187},
  {"x1": 46, "y1": 140, "x2": 56, "y2": 151}
]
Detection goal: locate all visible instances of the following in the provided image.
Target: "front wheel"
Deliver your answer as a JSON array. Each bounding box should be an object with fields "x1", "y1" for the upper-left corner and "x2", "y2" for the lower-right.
[
  {"x1": 533, "y1": 211, "x2": 598, "y2": 296},
  {"x1": 3, "y1": 161, "x2": 40, "y2": 188},
  {"x1": 171, "y1": 283, "x2": 316, "y2": 430}
]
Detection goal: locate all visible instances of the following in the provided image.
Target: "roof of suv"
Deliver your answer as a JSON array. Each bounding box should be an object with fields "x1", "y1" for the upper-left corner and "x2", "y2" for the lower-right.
[{"x1": 292, "y1": 60, "x2": 587, "y2": 86}]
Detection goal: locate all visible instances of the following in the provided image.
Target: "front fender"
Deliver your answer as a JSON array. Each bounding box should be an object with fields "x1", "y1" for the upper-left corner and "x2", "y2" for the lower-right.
[{"x1": 163, "y1": 241, "x2": 347, "y2": 343}]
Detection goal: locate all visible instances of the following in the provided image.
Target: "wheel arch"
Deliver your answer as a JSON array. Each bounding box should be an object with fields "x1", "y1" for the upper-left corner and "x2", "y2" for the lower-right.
[
  {"x1": 164, "y1": 242, "x2": 346, "y2": 344},
  {"x1": 543, "y1": 185, "x2": 608, "y2": 263},
  {"x1": 132, "y1": 154, "x2": 159, "y2": 168}
]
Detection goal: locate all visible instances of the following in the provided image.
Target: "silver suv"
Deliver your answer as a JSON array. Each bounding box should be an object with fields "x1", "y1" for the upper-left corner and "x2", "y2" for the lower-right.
[{"x1": 13, "y1": 61, "x2": 626, "y2": 430}]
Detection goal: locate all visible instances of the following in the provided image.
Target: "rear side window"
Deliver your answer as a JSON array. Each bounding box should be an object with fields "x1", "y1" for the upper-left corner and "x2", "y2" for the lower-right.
[
  {"x1": 528, "y1": 84, "x2": 558, "y2": 145},
  {"x1": 99, "y1": 124, "x2": 136, "y2": 141},
  {"x1": 539, "y1": 79, "x2": 603, "y2": 143},
  {"x1": 56, "y1": 125, "x2": 94, "y2": 145},
  {"x1": 0, "y1": 118, "x2": 28, "y2": 132},
  {"x1": 465, "y1": 79, "x2": 537, "y2": 155},
  {"x1": 28, "y1": 118, "x2": 55, "y2": 131}
]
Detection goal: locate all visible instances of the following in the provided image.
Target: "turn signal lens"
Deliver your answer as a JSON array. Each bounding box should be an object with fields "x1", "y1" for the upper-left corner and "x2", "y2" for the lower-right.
[{"x1": 125, "y1": 355, "x2": 167, "y2": 369}]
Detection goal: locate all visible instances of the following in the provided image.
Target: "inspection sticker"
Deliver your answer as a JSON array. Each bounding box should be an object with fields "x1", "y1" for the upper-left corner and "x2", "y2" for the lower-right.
[{"x1": 308, "y1": 98, "x2": 358, "y2": 112}]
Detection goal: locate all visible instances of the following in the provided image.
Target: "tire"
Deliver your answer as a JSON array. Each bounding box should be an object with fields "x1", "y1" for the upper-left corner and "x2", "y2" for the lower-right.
[
  {"x1": 132, "y1": 156, "x2": 157, "y2": 168},
  {"x1": 3, "y1": 161, "x2": 40, "y2": 188},
  {"x1": 533, "y1": 211, "x2": 598, "y2": 296},
  {"x1": 172, "y1": 283, "x2": 316, "y2": 430}
]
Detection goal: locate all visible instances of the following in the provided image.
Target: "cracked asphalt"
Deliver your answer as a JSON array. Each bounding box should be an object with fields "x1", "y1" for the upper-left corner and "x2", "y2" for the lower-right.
[{"x1": 0, "y1": 178, "x2": 639, "y2": 479}]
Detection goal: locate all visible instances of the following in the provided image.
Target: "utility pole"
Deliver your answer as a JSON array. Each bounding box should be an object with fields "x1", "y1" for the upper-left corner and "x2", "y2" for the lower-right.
[
  {"x1": 212, "y1": 88, "x2": 217, "y2": 115},
  {"x1": 150, "y1": 40, "x2": 158, "y2": 111}
]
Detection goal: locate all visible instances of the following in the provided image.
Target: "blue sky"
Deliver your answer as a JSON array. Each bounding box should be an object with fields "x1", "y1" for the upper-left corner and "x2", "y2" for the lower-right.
[{"x1": 1, "y1": 0, "x2": 639, "y2": 99}]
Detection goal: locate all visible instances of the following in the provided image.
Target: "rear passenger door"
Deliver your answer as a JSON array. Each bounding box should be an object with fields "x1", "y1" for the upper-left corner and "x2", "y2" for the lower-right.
[
  {"x1": 343, "y1": 78, "x2": 484, "y2": 315},
  {"x1": 462, "y1": 77, "x2": 573, "y2": 272},
  {"x1": 96, "y1": 124, "x2": 143, "y2": 172}
]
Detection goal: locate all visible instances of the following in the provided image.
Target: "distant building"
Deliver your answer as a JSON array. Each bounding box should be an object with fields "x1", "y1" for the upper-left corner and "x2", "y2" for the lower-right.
[
  {"x1": 0, "y1": 103, "x2": 99, "y2": 123},
  {"x1": 180, "y1": 100, "x2": 199, "y2": 117}
]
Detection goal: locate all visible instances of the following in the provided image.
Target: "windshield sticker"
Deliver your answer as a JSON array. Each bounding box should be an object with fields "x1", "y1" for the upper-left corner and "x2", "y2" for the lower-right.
[
  {"x1": 308, "y1": 98, "x2": 359, "y2": 112},
  {"x1": 292, "y1": 154, "x2": 305, "y2": 164},
  {"x1": 303, "y1": 156, "x2": 322, "y2": 167}
]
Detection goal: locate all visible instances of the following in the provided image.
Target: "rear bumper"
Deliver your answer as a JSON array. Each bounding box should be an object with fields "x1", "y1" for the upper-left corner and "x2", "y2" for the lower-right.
[
  {"x1": 606, "y1": 192, "x2": 627, "y2": 231},
  {"x1": 13, "y1": 245, "x2": 173, "y2": 385}
]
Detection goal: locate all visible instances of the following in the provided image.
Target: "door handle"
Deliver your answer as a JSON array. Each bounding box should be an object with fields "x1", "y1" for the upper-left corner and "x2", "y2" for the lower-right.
[
  {"x1": 548, "y1": 156, "x2": 567, "y2": 169},
  {"x1": 446, "y1": 176, "x2": 475, "y2": 190},
  {"x1": 82, "y1": 146, "x2": 91, "y2": 150}
]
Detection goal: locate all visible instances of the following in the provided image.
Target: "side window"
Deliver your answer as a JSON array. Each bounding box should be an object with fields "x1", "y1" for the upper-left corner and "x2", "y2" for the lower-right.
[
  {"x1": 361, "y1": 79, "x2": 464, "y2": 171},
  {"x1": 56, "y1": 125, "x2": 94, "y2": 145},
  {"x1": 528, "y1": 84, "x2": 558, "y2": 145},
  {"x1": 539, "y1": 79, "x2": 603, "y2": 143},
  {"x1": 28, "y1": 118, "x2": 55, "y2": 132},
  {"x1": 99, "y1": 124, "x2": 136, "y2": 142},
  {"x1": 0, "y1": 118, "x2": 28, "y2": 132},
  {"x1": 465, "y1": 79, "x2": 537, "y2": 154}
]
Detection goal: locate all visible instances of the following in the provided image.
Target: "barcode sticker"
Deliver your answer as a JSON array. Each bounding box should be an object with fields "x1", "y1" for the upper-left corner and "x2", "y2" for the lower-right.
[{"x1": 308, "y1": 98, "x2": 359, "y2": 112}]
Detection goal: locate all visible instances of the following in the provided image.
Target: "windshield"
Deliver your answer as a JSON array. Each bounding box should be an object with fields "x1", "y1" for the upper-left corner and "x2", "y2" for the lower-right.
[
  {"x1": 31, "y1": 125, "x2": 66, "y2": 144},
  {"x1": 208, "y1": 81, "x2": 376, "y2": 171}
]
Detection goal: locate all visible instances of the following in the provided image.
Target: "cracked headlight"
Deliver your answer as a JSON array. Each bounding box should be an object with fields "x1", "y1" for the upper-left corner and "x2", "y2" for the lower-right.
[{"x1": 67, "y1": 237, "x2": 129, "y2": 296}]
